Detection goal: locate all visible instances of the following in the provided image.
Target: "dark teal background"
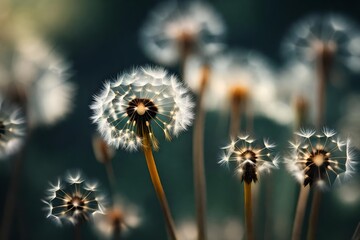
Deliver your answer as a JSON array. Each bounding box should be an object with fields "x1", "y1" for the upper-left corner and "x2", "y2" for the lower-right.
[{"x1": 0, "y1": 0, "x2": 360, "y2": 239}]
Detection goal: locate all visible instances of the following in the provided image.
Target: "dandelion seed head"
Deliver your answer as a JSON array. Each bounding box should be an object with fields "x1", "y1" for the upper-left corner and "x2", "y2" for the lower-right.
[
  {"x1": 0, "y1": 35, "x2": 75, "y2": 127},
  {"x1": 286, "y1": 128, "x2": 355, "y2": 189},
  {"x1": 220, "y1": 136, "x2": 278, "y2": 183},
  {"x1": 90, "y1": 66, "x2": 194, "y2": 151},
  {"x1": 282, "y1": 13, "x2": 360, "y2": 73},
  {"x1": 43, "y1": 171, "x2": 105, "y2": 226},
  {"x1": 140, "y1": 1, "x2": 225, "y2": 65},
  {"x1": 0, "y1": 98, "x2": 25, "y2": 159}
]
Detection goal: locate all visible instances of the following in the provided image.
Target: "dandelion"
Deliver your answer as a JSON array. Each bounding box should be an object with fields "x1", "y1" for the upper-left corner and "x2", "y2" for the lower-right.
[
  {"x1": 282, "y1": 14, "x2": 360, "y2": 127},
  {"x1": 93, "y1": 197, "x2": 141, "y2": 239},
  {"x1": 0, "y1": 97, "x2": 25, "y2": 159},
  {"x1": 282, "y1": 13, "x2": 360, "y2": 72},
  {"x1": 90, "y1": 66, "x2": 193, "y2": 151},
  {"x1": 42, "y1": 171, "x2": 105, "y2": 226},
  {"x1": 140, "y1": 1, "x2": 225, "y2": 68},
  {"x1": 187, "y1": 50, "x2": 290, "y2": 136},
  {"x1": 286, "y1": 128, "x2": 355, "y2": 240},
  {"x1": 286, "y1": 128, "x2": 354, "y2": 189},
  {"x1": 220, "y1": 136, "x2": 279, "y2": 240},
  {"x1": 0, "y1": 35, "x2": 75, "y2": 127},
  {"x1": 91, "y1": 66, "x2": 194, "y2": 239}
]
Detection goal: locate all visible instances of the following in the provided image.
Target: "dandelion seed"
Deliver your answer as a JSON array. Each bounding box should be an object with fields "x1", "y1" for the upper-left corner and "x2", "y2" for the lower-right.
[
  {"x1": 286, "y1": 128, "x2": 355, "y2": 190},
  {"x1": 0, "y1": 97, "x2": 25, "y2": 159},
  {"x1": 140, "y1": 1, "x2": 225, "y2": 66},
  {"x1": 42, "y1": 171, "x2": 105, "y2": 226},
  {"x1": 90, "y1": 66, "x2": 194, "y2": 151}
]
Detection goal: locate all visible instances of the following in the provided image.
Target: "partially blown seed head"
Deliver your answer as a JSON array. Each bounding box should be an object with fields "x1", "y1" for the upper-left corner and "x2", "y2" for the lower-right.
[
  {"x1": 42, "y1": 171, "x2": 105, "y2": 225},
  {"x1": 286, "y1": 128, "x2": 356, "y2": 190},
  {"x1": 220, "y1": 136, "x2": 279, "y2": 184},
  {"x1": 90, "y1": 66, "x2": 194, "y2": 151}
]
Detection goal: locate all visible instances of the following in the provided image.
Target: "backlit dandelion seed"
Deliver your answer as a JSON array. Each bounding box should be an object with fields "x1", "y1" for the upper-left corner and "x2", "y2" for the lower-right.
[
  {"x1": 140, "y1": 1, "x2": 225, "y2": 66},
  {"x1": 90, "y1": 66, "x2": 194, "y2": 151},
  {"x1": 286, "y1": 128, "x2": 355, "y2": 189},
  {"x1": 220, "y1": 136, "x2": 279, "y2": 183},
  {"x1": 0, "y1": 97, "x2": 25, "y2": 159},
  {"x1": 42, "y1": 172, "x2": 105, "y2": 225},
  {"x1": 282, "y1": 13, "x2": 360, "y2": 73}
]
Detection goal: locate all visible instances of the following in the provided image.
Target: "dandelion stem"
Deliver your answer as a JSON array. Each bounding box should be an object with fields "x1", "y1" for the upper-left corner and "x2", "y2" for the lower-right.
[
  {"x1": 230, "y1": 98, "x2": 241, "y2": 138},
  {"x1": 291, "y1": 185, "x2": 310, "y2": 240},
  {"x1": 307, "y1": 189, "x2": 321, "y2": 240},
  {"x1": 244, "y1": 182, "x2": 254, "y2": 240},
  {"x1": 105, "y1": 161, "x2": 118, "y2": 198},
  {"x1": 192, "y1": 65, "x2": 210, "y2": 240},
  {"x1": 351, "y1": 222, "x2": 360, "y2": 240},
  {"x1": 316, "y1": 44, "x2": 333, "y2": 128},
  {"x1": 74, "y1": 224, "x2": 82, "y2": 240},
  {"x1": 143, "y1": 135, "x2": 177, "y2": 240}
]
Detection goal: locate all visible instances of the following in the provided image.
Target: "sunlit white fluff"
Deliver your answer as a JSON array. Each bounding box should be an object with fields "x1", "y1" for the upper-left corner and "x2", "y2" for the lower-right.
[
  {"x1": 0, "y1": 98, "x2": 25, "y2": 159},
  {"x1": 282, "y1": 13, "x2": 360, "y2": 73},
  {"x1": 285, "y1": 128, "x2": 356, "y2": 190},
  {"x1": 42, "y1": 171, "x2": 105, "y2": 226},
  {"x1": 90, "y1": 66, "x2": 194, "y2": 151},
  {"x1": 140, "y1": 1, "x2": 225, "y2": 65},
  {"x1": 220, "y1": 135, "x2": 279, "y2": 183},
  {"x1": 0, "y1": 35, "x2": 75, "y2": 127},
  {"x1": 185, "y1": 50, "x2": 293, "y2": 125}
]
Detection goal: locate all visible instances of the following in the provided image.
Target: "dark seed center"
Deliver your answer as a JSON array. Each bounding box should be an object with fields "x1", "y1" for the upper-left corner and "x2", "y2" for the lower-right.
[{"x1": 67, "y1": 196, "x2": 85, "y2": 212}]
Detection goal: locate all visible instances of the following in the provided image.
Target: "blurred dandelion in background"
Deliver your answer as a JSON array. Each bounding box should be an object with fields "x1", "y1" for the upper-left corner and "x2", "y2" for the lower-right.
[
  {"x1": 0, "y1": 34, "x2": 75, "y2": 127},
  {"x1": 140, "y1": 1, "x2": 225, "y2": 66},
  {"x1": 93, "y1": 196, "x2": 141, "y2": 239},
  {"x1": 0, "y1": 97, "x2": 25, "y2": 159},
  {"x1": 186, "y1": 50, "x2": 292, "y2": 130},
  {"x1": 42, "y1": 171, "x2": 105, "y2": 226},
  {"x1": 282, "y1": 13, "x2": 360, "y2": 73},
  {"x1": 286, "y1": 128, "x2": 356, "y2": 190},
  {"x1": 90, "y1": 66, "x2": 194, "y2": 151}
]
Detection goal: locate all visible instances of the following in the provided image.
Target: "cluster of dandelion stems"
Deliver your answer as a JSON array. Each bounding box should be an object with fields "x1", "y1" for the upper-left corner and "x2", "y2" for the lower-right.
[{"x1": 291, "y1": 40, "x2": 336, "y2": 240}]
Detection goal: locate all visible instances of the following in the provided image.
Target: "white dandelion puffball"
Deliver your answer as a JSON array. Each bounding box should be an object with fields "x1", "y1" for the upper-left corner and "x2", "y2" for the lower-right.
[
  {"x1": 140, "y1": 1, "x2": 225, "y2": 66},
  {"x1": 0, "y1": 35, "x2": 75, "y2": 127},
  {"x1": 282, "y1": 13, "x2": 360, "y2": 73},
  {"x1": 185, "y1": 50, "x2": 293, "y2": 125},
  {"x1": 220, "y1": 135, "x2": 280, "y2": 183},
  {"x1": 0, "y1": 98, "x2": 25, "y2": 159},
  {"x1": 285, "y1": 128, "x2": 356, "y2": 190},
  {"x1": 42, "y1": 171, "x2": 106, "y2": 226},
  {"x1": 90, "y1": 66, "x2": 194, "y2": 151}
]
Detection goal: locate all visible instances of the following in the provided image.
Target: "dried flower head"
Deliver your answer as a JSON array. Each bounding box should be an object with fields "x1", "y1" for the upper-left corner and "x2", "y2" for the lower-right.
[
  {"x1": 93, "y1": 197, "x2": 141, "y2": 238},
  {"x1": 220, "y1": 136, "x2": 279, "y2": 183},
  {"x1": 0, "y1": 35, "x2": 75, "y2": 127},
  {"x1": 43, "y1": 171, "x2": 105, "y2": 225},
  {"x1": 140, "y1": 1, "x2": 225, "y2": 65},
  {"x1": 282, "y1": 13, "x2": 360, "y2": 73},
  {"x1": 286, "y1": 128, "x2": 356, "y2": 189},
  {"x1": 0, "y1": 97, "x2": 25, "y2": 159},
  {"x1": 90, "y1": 66, "x2": 194, "y2": 151}
]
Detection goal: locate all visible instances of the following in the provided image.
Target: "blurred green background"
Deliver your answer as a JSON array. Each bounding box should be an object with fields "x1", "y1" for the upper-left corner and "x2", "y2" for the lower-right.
[{"x1": 0, "y1": 0, "x2": 360, "y2": 239}]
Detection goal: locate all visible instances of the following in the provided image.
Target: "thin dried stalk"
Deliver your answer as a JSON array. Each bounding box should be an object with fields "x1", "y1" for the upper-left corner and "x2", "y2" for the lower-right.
[
  {"x1": 244, "y1": 182, "x2": 254, "y2": 240},
  {"x1": 291, "y1": 185, "x2": 310, "y2": 240},
  {"x1": 143, "y1": 135, "x2": 177, "y2": 240}
]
